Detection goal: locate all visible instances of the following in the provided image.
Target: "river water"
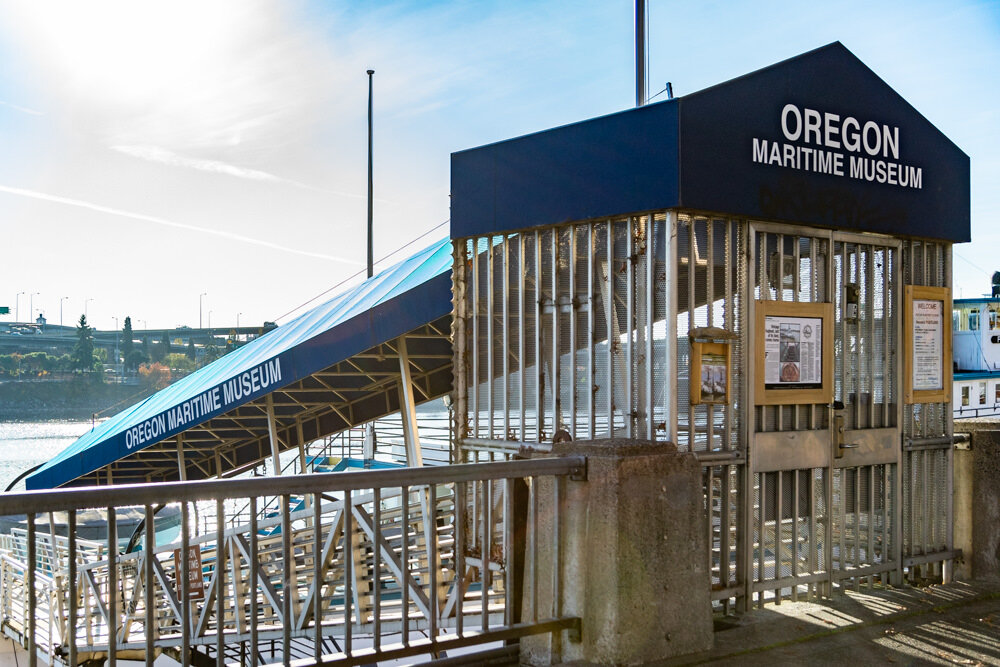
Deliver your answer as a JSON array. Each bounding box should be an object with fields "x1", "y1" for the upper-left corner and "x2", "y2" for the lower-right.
[{"x1": 0, "y1": 420, "x2": 95, "y2": 491}]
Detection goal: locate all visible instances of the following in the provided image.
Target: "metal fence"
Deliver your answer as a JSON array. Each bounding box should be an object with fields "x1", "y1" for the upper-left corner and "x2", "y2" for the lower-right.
[{"x1": 0, "y1": 457, "x2": 584, "y2": 666}]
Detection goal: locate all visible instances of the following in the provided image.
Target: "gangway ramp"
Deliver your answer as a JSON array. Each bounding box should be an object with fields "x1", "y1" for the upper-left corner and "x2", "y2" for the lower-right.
[{"x1": 25, "y1": 238, "x2": 453, "y2": 490}]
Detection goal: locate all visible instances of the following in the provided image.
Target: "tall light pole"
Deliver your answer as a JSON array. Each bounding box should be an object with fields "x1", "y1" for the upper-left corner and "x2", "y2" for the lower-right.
[
  {"x1": 85, "y1": 298, "x2": 93, "y2": 321},
  {"x1": 208, "y1": 310, "x2": 213, "y2": 330},
  {"x1": 29, "y1": 292, "x2": 39, "y2": 323},
  {"x1": 367, "y1": 68, "x2": 375, "y2": 279},
  {"x1": 635, "y1": 0, "x2": 646, "y2": 107},
  {"x1": 237, "y1": 312, "x2": 242, "y2": 328},
  {"x1": 15, "y1": 292, "x2": 23, "y2": 322},
  {"x1": 60, "y1": 296, "x2": 69, "y2": 328},
  {"x1": 199, "y1": 292, "x2": 207, "y2": 329}
]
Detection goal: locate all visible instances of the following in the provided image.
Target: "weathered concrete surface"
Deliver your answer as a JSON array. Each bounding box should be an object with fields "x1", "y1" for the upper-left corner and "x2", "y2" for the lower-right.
[
  {"x1": 953, "y1": 420, "x2": 1000, "y2": 580},
  {"x1": 521, "y1": 439, "x2": 712, "y2": 665}
]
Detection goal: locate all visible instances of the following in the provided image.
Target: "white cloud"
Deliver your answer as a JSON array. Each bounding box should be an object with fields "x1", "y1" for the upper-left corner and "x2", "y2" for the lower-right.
[
  {"x1": 0, "y1": 100, "x2": 42, "y2": 115},
  {"x1": 0, "y1": 184, "x2": 363, "y2": 265}
]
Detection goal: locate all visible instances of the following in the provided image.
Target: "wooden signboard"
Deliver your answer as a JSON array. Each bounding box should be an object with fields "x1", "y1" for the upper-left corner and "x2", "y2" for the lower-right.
[
  {"x1": 690, "y1": 341, "x2": 731, "y2": 405},
  {"x1": 754, "y1": 300, "x2": 834, "y2": 405},
  {"x1": 903, "y1": 285, "x2": 952, "y2": 404}
]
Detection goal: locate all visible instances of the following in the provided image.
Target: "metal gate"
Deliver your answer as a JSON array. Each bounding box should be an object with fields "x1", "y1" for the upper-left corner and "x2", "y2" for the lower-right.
[{"x1": 746, "y1": 223, "x2": 902, "y2": 607}]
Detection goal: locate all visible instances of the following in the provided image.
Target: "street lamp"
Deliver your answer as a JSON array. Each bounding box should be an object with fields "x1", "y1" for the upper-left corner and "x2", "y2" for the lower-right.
[
  {"x1": 199, "y1": 292, "x2": 207, "y2": 329},
  {"x1": 208, "y1": 310, "x2": 213, "y2": 330},
  {"x1": 15, "y1": 292, "x2": 24, "y2": 322},
  {"x1": 237, "y1": 312, "x2": 242, "y2": 328},
  {"x1": 29, "y1": 292, "x2": 39, "y2": 323},
  {"x1": 60, "y1": 297, "x2": 69, "y2": 328}
]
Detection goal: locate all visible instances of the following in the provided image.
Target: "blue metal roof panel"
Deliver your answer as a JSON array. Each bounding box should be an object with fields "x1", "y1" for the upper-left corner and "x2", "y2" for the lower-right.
[{"x1": 26, "y1": 238, "x2": 453, "y2": 490}]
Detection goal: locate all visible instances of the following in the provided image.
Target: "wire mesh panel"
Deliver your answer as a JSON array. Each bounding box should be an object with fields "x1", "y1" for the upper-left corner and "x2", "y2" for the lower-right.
[
  {"x1": 900, "y1": 240, "x2": 953, "y2": 583},
  {"x1": 454, "y1": 214, "x2": 688, "y2": 453}
]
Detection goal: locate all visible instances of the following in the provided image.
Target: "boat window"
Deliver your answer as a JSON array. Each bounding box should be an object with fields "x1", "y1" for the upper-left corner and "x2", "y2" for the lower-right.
[
  {"x1": 990, "y1": 309, "x2": 999, "y2": 330},
  {"x1": 969, "y1": 309, "x2": 980, "y2": 331},
  {"x1": 995, "y1": 383, "x2": 1000, "y2": 403},
  {"x1": 962, "y1": 386, "x2": 970, "y2": 406},
  {"x1": 978, "y1": 382, "x2": 987, "y2": 405}
]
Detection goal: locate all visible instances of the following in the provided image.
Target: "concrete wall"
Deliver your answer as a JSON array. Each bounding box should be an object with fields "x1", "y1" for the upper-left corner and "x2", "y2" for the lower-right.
[
  {"x1": 953, "y1": 421, "x2": 1000, "y2": 580},
  {"x1": 521, "y1": 439, "x2": 712, "y2": 665}
]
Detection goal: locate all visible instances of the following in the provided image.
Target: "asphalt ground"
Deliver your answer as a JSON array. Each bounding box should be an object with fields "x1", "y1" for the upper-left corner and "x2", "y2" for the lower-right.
[{"x1": 664, "y1": 579, "x2": 1000, "y2": 666}]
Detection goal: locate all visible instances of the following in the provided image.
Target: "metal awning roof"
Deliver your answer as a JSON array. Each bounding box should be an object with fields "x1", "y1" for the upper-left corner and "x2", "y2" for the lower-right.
[{"x1": 27, "y1": 239, "x2": 454, "y2": 490}]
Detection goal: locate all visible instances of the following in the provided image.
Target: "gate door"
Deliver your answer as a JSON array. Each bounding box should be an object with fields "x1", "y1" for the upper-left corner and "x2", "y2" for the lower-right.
[{"x1": 747, "y1": 224, "x2": 900, "y2": 606}]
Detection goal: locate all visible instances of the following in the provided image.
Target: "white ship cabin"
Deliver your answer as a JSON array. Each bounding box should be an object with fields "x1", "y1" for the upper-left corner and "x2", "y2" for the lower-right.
[{"x1": 953, "y1": 286, "x2": 1000, "y2": 417}]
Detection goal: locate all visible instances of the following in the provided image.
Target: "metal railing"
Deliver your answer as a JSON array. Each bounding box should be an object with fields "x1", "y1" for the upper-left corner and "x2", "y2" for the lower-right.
[{"x1": 0, "y1": 456, "x2": 584, "y2": 666}]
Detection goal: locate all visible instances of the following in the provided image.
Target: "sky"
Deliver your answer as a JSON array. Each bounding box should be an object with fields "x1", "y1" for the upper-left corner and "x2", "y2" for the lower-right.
[{"x1": 0, "y1": 0, "x2": 997, "y2": 332}]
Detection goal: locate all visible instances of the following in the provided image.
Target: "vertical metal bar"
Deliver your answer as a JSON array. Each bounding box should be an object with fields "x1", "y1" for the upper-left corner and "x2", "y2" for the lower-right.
[
  {"x1": 280, "y1": 494, "x2": 292, "y2": 661},
  {"x1": 249, "y1": 497, "x2": 258, "y2": 667},
  {"x1": 455, "y1": 481, "x2": 466, "y2": 637},
  {"x1": 535, "y1": 233, "x2": 543, "y2": 441},
  {"x1": 551, "y1": 229, "x2": 561, "y2": 435},
  {"x1": 775, "y1": 470, "x2": 783, "y2": 603},
  {"x1": 216, "y1": 499, "x2": 225, "y2": 666},
  {"x1": 530, "y1": 476, "x2": 539, "y2": 622},
  {"x1": 625, "y1": 218, "x2": 635, "y2": 439},
  {"x1": 487, "y1": 238, "x2": 495, "y2": 440},
  {"x1": 481, "y1": 481, "x2": 491, "y2": 632},
  {"x1": 608, "y1": 221, "x2": 616, "y2": 437},
  {"x1": 646, "y1": 215, "x2": 655, "y2": 439},
  {"x1": 503, "y1": 235, "x2": 511, "y2": 440},
  {"x1": 181, "y1": 502, "x2": 190, "y2": 667},
  {"x1": 472, "y1": 239, "x2": 480, "y2": 439},
  {"x1": 792, "y1": 470, "x2": 800, "y2": 601},
  {"x1": 688, "y1": 219, "x2": 696, "y2": 448},
  {"x1": 867, "y1": 247, "x2": 875, "y2": 429},
  {"x1": 27, "y1": 513, "x2": 36, "y2": 667},
  {"x1": 503, "y1": 479, "x2": 514, "y2": 627},
  {"x1": 723, "y1": 220, "x2": 733, "y2": 450},
  {"x1": 69, "y1": 510, "x2": 79, "y2": 667},
  {"x1": 721, "y1": 464, "x2": 731, "y2": 598},
  {"x1": 570, "y1": 225, "x2": 578, "y2": 436},
  {"x1": 401, "y1": 484, "x2": 410, "y2": 647},
  {"x1": 808, "y1": 471, "x2": 817, "y2": 599},
  {"x1": 588, "y1": 225, "x2": 596, "y2": 440},
  {"x1": 518, "y1": 234, "x2": 526, "y2": 442},
  {"x1": 757, "y1": 473, "x2": 765, "y2": 608},
  {"x1": 854, "y1": 466, "x2": 862, "y2": 591},
  {"x1": 665, "y1": 213, "x2": 677, "y2": 445},
  {"x1": 707, "y1": 466, "x2": 715, "y2": 586},
  {"x1": 343, "y1": 489, "x2": 353, "y2": 657},
  {"x1": 868, "y1": 465, "x2": 876, "y2": 587},
  {"x1": 314, "y1": 493, "x2": 324, "y2": 661},
  {"x1": 428, "y1": 484, "x2": 440, "y2": 645}
]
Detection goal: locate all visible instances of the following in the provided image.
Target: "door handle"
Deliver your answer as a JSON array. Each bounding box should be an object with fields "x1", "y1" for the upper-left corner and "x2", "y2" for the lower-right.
[{"x1": 833, "y1": 413, "x2": 859, "y2": 458}]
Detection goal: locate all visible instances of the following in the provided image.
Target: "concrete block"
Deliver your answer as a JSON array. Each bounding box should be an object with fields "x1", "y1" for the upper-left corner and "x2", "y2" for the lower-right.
[
  {"x1": 953, "y1": 421, "x2": 1000, "y2": 580},
  {"x1": 521, "y1": 439, "x2": 713, "y2": 665}
]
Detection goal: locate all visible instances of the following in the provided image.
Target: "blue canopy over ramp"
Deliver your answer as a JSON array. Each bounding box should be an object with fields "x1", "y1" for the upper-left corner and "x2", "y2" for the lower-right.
[{"x1": 27, "y1": 239, "x2": 454, "y2": 490}]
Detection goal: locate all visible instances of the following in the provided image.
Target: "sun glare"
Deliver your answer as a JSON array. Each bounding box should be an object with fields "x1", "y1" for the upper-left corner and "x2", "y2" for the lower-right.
[{"x1": 20, "y1": 1, "x2": 240, "y2": 107}]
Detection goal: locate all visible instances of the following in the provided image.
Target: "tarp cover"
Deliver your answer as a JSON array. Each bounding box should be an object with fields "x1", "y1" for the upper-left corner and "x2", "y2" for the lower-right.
[{"x1": 27, "y1": 238, "x2": 453, "y2": 490}]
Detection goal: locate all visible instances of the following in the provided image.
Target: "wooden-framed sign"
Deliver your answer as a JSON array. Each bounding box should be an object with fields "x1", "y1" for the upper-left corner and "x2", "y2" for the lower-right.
[
  {"x1": 903, "y1": 285, "x2": 952, "y2": 404},
  {"x1": 690, "y1": 341, "x2": 731, "y2": 405},
  {"x1": 754, "y1": 300, "x2": 834, "y2": 405}
]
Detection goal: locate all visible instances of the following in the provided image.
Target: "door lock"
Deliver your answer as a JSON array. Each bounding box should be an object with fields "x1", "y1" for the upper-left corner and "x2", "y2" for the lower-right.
[{"x1": 832, "y1": 403, "x2": 859, "y2": 458}]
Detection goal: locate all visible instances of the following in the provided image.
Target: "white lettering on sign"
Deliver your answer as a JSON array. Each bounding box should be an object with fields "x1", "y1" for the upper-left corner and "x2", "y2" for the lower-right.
[
  {"x1": 125, "y1": 357, "x2": 283, "y2": 450},
  {"x1": 756, "y1": 103, "x2": 921, "y2": 190}
]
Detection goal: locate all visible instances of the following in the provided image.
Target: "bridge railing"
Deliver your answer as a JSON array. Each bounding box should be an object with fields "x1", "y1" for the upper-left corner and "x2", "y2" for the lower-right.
[{"x1": 0, "y1": 457, "x2": 584, "y2": 666}]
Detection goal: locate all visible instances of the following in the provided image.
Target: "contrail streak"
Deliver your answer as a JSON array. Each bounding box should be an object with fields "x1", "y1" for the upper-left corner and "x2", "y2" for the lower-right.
[{"x1": 0, "y1": 184, "x2": 363, "y2": 265}]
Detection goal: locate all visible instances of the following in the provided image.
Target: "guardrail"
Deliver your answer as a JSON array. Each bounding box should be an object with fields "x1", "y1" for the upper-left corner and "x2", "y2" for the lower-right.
[{"x1": 0, "y1": 457, "x2": 585, "y2": 666}]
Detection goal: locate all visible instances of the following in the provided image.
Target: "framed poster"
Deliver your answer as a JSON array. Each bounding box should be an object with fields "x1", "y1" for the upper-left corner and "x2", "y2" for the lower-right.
[
  {"x1": 903, "y1": 285, "x2": 952, "y2": 404},
  {"x1": 754, "y1": 300, "x2": 834, "y2": 405},
  {"x1": 690, "y1": 341, "x2": 731, "y2": 405}
]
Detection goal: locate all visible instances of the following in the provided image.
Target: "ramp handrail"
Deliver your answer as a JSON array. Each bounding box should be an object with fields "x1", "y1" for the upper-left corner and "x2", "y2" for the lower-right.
[{"x1": 0, "y1": 456, "x2": 584, "y2": 666}]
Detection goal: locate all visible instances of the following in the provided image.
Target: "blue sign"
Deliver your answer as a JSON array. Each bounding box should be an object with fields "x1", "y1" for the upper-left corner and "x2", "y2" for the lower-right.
[{"x1": 451, "y1": 42, "x2": 970, "y2": 243}]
